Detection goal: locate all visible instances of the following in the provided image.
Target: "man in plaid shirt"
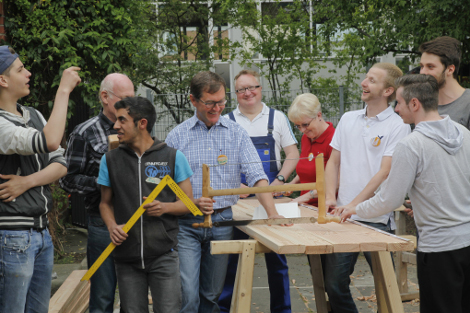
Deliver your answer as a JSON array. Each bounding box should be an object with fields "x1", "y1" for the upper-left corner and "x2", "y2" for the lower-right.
[{"x1": 60, "y1": 73, "x2": 134, "y2": 313}]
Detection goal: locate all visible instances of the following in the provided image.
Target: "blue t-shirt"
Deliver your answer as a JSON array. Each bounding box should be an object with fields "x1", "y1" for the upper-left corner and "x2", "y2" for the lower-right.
[{"x1": 98, "y1": 150, "x2": 193, "y2": 187}]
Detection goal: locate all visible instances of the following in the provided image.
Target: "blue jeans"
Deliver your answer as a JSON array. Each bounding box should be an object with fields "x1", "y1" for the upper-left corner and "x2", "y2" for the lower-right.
[
  {"x1": 0, "y1": 228, "x2": 54, "y2": 313},
  {"x1": 88, "y1": 215, "x2": 118, "y2": 313},
  {"x1": 323, "y1": 221, "x2": 393, "y2": 313},
  {"x1": 219, "y1": 228, "x2": 291, "y2": 313},
  {"x1": 115, "y1": 250, "x2": 182, "y2": 313},
  {"x1": 178, "y1": 209, "x2": 234, "y2": 313}
]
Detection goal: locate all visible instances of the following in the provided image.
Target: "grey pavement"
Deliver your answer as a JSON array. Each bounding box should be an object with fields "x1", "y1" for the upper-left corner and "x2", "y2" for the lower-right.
[{"x1": 52, "y1": 229, "x2": 420, "y2": 312}]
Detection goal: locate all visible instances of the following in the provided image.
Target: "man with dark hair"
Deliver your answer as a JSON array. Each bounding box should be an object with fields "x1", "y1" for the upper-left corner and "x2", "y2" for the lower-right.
[
  {"x1": 419, "y1": 36, "x2": 470, "y2": 129},
  {"x1": 0, "y1": 45, "x2": 81, "y2": 312},
  {"x1": 324, "y1": 62, "x2": 410, "y2": 313},
  {"x1": 166, "y1": 71, "x2": 286, "y2": 313},
  {"x1": 98, "y1": 96, "x2": 213, "y2": 312},
  {"x1": 339, "y1": 74, "x2": 470, "y2": 313},
  {"x1": 60, "y1": 73, "x2": 134, "y2": 313}
]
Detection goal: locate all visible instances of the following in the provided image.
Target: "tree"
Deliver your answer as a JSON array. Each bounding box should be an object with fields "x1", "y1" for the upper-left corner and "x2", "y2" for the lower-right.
[
  {"x1": 314, "y1": 0, "x2": 470, "y2": 73},
  {"x1": 233, "y1": 1, "x2": 327, "y2": 97},
  {"x1": 133, "y1": 0, "x2": 233, "y2": 126},
  {"x1": 3, "y1": 0, "x2": 149, "y2": 117}
]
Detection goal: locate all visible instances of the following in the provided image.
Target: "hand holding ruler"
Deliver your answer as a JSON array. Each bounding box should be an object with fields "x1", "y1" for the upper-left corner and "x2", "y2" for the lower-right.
[{"x1": 81, "y1": 175, "x2": 202, "y2": 281}]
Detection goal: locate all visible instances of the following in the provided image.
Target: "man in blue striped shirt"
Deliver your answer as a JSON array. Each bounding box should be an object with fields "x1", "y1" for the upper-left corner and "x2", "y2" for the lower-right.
[{"x1": 166, "y1": 71, "x2": 286, "y2": 313}]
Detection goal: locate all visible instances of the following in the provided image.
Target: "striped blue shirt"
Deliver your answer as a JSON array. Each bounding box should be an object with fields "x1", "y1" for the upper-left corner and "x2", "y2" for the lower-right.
[{"x1": 166, "y1": 114, "x2": 268, "y2": 209}]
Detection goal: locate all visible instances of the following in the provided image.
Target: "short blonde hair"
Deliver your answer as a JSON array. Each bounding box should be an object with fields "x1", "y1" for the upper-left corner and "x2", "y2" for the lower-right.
[
  {"x1": 234, "y1": 69, "x2": 260, "y2": 84},
  {"x1": 371, "y1": 62, "x2": 403, "y2": 102},
  {"x1": 288, "y1": 93, "x2": 321, "y2": 123}
]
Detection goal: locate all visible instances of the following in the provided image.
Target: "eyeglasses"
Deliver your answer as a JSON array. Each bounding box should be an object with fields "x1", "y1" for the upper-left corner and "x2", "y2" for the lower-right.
[
  {"x1": 198, "y1": 98, "x2": 227, "y2": 109},
  {"x1": 235, "y1": 85, "x2": 260, "y2": 94},
  {"x1": 106, "y1": 89, "x2": 123, "y2": 100},
  {"x1": 294, "y1": 117, "x2": 316, "y2": 130}
]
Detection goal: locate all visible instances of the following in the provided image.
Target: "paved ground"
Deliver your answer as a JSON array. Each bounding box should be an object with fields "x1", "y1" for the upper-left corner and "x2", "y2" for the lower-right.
[{"x1": 52, "y1": 227, "x2": 420, "y2": 312}]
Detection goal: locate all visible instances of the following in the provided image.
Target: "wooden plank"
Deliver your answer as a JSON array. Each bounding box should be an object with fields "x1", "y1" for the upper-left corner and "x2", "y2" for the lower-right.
[
  {"x1": 233, "y1": 199, "x2": 413, "y2": 254},
  {"x1": 211, "y1": 240, "x2": 272, "y2": 254},
  {"x1": 49, "y1": 270, "x2": 90, "y2": 313},
  {"x1": 308, "y1": 255, "x2": 329, "y2": 313},
  {"x1": 231, "y1": 241, "x2": 256, "y2": 313},
  {"x1": 371, "y1": 251, "x2": 405, "y2": 313}
]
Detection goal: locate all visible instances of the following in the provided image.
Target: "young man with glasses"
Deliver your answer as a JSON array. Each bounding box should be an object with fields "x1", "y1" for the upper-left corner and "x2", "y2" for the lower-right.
[
  {"x1": 219, "y1": 69, "x2": 298, "y2": 313},
  {"x1": 166, "y1": 71, "x2": 287, "y2": 313},
  {"x1": 60, "y1": 73, "x2": 134, "y2": 313},
  {"x1": 323, "y1": 63, "x2": 410, "y2": 313}
]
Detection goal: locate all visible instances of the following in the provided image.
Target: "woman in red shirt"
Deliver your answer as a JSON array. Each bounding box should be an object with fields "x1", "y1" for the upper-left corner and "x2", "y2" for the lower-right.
[{"x1": 286, "y1": 93, "x2": 335, "y2": 206}]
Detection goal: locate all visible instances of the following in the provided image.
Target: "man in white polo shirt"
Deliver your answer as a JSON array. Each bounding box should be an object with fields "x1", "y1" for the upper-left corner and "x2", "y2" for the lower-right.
[
  {"x1": 219, "y1": 69, "x2": 298, "y2": 313},
  {"x1": 324, "y1": 63, "x2": 411, "y2": 313}
]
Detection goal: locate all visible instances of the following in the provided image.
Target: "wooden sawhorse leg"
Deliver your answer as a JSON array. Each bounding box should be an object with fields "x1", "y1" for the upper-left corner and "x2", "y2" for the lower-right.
[
  {"x1": 308, "y1": 255, "x2": 329, "y2": 313},
  {"x1": 211, "y1": 240, "x2": 271, "y2": 313},
  {"x1": 371, "y1": 251, "x2": 405, "y2": 313}
]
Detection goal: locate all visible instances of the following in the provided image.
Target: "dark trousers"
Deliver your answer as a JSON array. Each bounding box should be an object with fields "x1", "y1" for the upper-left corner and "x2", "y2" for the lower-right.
[{"x1": 417, "y1": 245, "x2": 470, "y2": 313}]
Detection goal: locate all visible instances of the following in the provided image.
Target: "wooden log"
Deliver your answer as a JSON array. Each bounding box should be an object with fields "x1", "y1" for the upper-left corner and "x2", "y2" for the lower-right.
[{"x1": 49, "y1": 270, "x2": 90, "y2": 313}]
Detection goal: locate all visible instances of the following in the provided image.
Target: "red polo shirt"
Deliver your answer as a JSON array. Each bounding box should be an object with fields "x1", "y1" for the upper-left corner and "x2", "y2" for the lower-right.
[{"x1": 296, "y1": 122, "x2": 335, "y2": 206}]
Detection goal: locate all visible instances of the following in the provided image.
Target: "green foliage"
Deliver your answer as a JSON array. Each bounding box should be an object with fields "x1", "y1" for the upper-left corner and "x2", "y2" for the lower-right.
[
  {"x1": 314, "y1": 0, "x2": 470, "y2": 68},
  {"x1": 48, "y1": 182, "x2": 70, "y2": 256},
  {"x1": 134, "y1": 0, "x2": 235, "y2": 124},
  {"x1": 234, "y1": 0, "x2": 327, "y2": 97},
  {"x1": 3, "y1": 0, "x2": 148, "y2": 117}
]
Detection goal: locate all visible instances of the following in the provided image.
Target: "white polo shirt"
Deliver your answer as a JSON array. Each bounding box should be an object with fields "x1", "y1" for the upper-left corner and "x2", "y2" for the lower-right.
[
  {"x1": 225, "y1": 103, "x2": 298, "y2": 170},
  {"x1": 330, "y1": 105, "x2": 411, "y2": 225}
]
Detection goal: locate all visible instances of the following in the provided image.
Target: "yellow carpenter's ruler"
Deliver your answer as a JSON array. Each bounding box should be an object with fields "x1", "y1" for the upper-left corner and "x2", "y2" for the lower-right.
[{"x1": 81, "y1": 175, "x2": 202, "y2": 281}]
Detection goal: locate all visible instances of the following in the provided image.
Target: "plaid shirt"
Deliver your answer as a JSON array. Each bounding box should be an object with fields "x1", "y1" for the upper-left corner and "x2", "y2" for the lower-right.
[
  {"x1": 59, "y1": 111, "x2": 116, "y2": 215},
  {"x1": 166, "y1": 114, "x2": 268, "y2": 209}
]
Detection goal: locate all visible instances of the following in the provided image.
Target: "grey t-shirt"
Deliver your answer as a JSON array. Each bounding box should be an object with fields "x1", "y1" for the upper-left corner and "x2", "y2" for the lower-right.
[{"x1": 438, "y1": 89, "x2": 470, "y2": 129}]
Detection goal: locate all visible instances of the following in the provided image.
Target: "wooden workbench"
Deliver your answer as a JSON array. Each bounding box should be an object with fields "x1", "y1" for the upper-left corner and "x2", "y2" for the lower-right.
[{"x1": 211, "y1": 198, "x2": 415, "y2": 313}]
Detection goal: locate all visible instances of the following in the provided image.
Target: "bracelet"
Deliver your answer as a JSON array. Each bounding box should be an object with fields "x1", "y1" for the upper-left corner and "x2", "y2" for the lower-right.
[{"x1": 309, "y1": 190, "x2": 315, "y2": 197}]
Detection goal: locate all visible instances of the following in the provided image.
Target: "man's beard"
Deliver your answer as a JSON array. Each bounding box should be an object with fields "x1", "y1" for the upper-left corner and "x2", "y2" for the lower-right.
[{"x1": 437, "y1": 70, "x2": 446, "y2": 89}]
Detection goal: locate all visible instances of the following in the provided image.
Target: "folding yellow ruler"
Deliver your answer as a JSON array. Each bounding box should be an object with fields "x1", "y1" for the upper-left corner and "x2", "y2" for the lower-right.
[{"x1": 81, "y1": 175, "x2": 202, "y2": 281}]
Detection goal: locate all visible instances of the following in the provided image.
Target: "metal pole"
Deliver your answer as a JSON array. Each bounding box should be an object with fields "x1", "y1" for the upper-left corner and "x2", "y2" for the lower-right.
[{"x1": 339, "y1": 85, "x2": 344, "y2": 118}]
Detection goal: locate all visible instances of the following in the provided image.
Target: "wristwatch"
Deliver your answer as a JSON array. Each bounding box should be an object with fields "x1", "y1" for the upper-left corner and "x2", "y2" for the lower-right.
[{"x1": 276, "y1": 175, "x2": 285, "y2": 182}]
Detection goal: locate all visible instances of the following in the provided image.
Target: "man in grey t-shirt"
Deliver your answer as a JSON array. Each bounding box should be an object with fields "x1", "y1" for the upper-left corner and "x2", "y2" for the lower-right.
[{"x1": 419, "y1": 36, "x2": 470, "y2": 129}]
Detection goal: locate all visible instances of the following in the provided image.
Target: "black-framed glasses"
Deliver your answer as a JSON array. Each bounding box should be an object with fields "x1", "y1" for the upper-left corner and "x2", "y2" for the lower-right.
[
  {"x1": 235, "y1": 85, "x2": 260, "y2": 94},
  {"x1": 294, "y1": 117, "x2": 316, "y2": 130},
  {"x1": 106, "y1": 89, "x2": 122, "y2": 100},
  {"x1": 198, "y1": 98, "x2": 227, "y2": 109}
]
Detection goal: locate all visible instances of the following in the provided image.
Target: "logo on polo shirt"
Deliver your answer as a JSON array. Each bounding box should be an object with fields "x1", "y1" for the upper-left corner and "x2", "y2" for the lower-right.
[{"x1": 371, "y1": 135, "x2": 384, "y2": 147}]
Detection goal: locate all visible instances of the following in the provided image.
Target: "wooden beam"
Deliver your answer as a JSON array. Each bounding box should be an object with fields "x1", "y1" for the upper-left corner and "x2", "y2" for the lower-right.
[
  {"x1": 308, "y1": 255, "x2": 329, "y2": 313},
  {"x1": 208, "y1": 182, "x2": 316, "y2": 197},
  {"x1": 371, "y1": 251, "x2": 405, "y2": 313},
  {"x1": 211, "y1": 240, "x2": 272, "y2": 254},
  {"x1": 230, "y1": 241, "x2": 256, "y2": 313},
  {"x1": 49, "y1": 270, "x2": 90, "y2": 313}
]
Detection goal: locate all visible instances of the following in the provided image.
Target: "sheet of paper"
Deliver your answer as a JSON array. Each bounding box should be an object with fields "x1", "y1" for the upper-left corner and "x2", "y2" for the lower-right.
[{"x1": 253, "y1": 202, "x2": 300, "y2": 219}]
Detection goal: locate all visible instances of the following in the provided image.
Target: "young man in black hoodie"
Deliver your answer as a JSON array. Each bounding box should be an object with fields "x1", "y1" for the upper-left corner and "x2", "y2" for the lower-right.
[{"x1": 98, "y1": 96, "x2": 213, "y2": 312}]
